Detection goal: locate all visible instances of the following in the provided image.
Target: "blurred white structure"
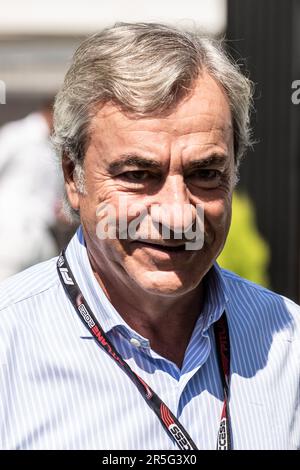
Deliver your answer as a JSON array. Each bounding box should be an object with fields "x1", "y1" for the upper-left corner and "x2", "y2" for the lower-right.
[
  {"x1": 0, "y1": 0, "x2": 227, "y2": 95},
  {"x1": 0, "y1": 0, "x2": 226, "y2": 35},
  {"x1": 0, "y1": 80, "x2": 6, "y2": 104}
]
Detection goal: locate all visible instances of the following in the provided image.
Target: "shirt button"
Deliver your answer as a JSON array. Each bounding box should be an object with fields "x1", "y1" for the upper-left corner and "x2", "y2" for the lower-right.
[{"x1": 130, "y1": 337, "x2": 142, "y2": 348}]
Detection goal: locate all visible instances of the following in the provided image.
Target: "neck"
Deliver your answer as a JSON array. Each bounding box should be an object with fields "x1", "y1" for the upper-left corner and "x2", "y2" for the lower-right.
[{"x1": 88, "y1": 252, "x2": 205, "y2": 369}]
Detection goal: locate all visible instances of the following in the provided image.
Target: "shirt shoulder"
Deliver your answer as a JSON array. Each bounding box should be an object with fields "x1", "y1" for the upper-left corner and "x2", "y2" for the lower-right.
[
  {"x1": 221, "y1": 268, "x2": 300, "y2": 337},
  {"x1": 0, "y1": 257, "x2": 60, "y2": 312}
]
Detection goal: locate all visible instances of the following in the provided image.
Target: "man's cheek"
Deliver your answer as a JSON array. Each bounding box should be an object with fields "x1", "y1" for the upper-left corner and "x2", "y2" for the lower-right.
[{"x1": 204, "y1": 201, "x2": 229, "y2": 223}]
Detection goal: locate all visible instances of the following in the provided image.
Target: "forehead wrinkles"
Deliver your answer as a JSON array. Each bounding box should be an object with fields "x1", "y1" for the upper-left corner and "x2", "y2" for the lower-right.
[
  {"x1": 88, "y1": 74, "x2": 233, "y2": 168},
  {"x1": 90, "y1": 109, "x2": 232, "y2": 147},
  {"x1": 90, "y1": 73, "x2": 232, "y2": 134}
]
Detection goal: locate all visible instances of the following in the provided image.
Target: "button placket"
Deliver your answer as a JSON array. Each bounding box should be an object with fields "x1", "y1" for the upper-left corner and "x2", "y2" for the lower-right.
[{"x1": 130, "y1": 337, "x2": 142, "y2": 348}]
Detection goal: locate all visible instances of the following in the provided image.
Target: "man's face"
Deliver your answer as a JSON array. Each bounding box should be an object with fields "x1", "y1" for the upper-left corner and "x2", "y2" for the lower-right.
[{"x1": 66, "y1": 73, "x2": 235, "y2": 298}]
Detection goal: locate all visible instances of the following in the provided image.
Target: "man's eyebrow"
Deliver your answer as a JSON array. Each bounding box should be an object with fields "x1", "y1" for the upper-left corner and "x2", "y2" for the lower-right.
[
  {"x1": 108, "y1": 155, "x2": 162, "y2": 173},
  {"x1": 108, "y1": 154, "x2": 228, "y2": 173},
  {"x1": 186, "y1": 155, "x2": 228, "y2": 170}
]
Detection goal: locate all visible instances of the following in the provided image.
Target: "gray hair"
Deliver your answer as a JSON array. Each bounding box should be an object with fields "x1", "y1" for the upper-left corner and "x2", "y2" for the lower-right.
[{"x1": 53, "y1": 22, "x2": 253, "y2": 222}]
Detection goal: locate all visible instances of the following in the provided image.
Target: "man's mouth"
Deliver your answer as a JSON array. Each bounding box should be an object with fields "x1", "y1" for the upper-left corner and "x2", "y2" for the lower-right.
[{"x1": 133, "y1": 241, "x2": 187, "y2": 252}]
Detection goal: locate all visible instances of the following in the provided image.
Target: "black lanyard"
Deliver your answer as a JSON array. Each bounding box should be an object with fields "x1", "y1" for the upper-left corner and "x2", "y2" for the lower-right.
[{"x1": 57, "y1": 250, "x2": 232, "y2": 450}]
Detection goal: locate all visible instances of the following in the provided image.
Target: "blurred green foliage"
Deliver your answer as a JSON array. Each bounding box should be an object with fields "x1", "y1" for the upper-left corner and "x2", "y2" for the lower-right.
[{"x1": 217, "y1": 192, "x2": 270, "y2": 287}]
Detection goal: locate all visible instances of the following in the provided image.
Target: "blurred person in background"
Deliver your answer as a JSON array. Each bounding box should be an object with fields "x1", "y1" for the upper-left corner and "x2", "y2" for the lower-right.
[{"x1": 0, "y1": 99, "x2": 64, "y2": 280}]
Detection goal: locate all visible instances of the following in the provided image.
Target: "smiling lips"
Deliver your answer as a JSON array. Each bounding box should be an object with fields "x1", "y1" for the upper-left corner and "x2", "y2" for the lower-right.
[{"x1": 133, "y1": 240, "x2": 187, "y2": 252}]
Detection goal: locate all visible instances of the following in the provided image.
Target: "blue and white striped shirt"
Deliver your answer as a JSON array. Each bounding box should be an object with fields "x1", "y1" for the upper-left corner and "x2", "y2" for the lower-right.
[{"x1": 0, "y1": 227, "x2": 299, "y2": 449}]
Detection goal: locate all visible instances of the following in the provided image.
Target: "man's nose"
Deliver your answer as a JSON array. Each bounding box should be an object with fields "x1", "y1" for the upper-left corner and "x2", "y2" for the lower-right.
[{"x1": 151, "y1": 175, "x2": 196, "y2": 236}]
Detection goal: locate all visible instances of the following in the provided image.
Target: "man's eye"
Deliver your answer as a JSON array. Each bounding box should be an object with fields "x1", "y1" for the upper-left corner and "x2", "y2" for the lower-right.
[
  {"x1": 121, "y1": 171, "x2": 150, "y2": 182},
  {"x1": 187, "y1": 169, "x2": 222, "y2": 187},
  {"x1": 196, "y1": 169, "x2": 220, "y2": 179}
]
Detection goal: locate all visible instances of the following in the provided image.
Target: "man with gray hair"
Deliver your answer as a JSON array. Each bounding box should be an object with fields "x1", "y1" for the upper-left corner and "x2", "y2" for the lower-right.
[{"x1": 0, "y1": 23, "x2": 299, "y2": 450}]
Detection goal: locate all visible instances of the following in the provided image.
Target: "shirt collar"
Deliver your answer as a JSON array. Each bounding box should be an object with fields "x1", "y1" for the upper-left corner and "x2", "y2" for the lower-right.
[
  {"x1": 65, "y1": 226, "x2": 149, "y2": 343},
  {"x1": 200, "y1": 261, "x2": 230, "y2": 333},
  {"x1": 65, "y1": 226, "x2": 229, "y2": 342}
]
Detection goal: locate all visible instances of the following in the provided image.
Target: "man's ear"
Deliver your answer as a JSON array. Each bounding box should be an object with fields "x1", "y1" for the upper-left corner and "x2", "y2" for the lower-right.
[{"x1": 62, "y1": 154, "x2": 80, "y2": 212}]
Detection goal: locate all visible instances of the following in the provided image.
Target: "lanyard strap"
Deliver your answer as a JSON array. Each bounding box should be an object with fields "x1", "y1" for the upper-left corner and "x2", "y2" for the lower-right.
[
  {"x1": 214, "y1": 313, "x2": 231, "y2": 449},
  {"x1": 57, "y1": 250, "x2": 231, "y2": 450}
]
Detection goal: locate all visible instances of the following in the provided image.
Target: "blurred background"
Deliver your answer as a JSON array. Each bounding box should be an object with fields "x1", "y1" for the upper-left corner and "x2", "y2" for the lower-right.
[{"x1": 0, "y1": 0, "x2": 299, "y2": 301}]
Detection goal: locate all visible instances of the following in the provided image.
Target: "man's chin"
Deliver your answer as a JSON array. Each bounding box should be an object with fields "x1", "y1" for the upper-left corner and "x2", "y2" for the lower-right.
[{"x1": 134, "y1": 270, "x2": 201, "y2": 297}]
